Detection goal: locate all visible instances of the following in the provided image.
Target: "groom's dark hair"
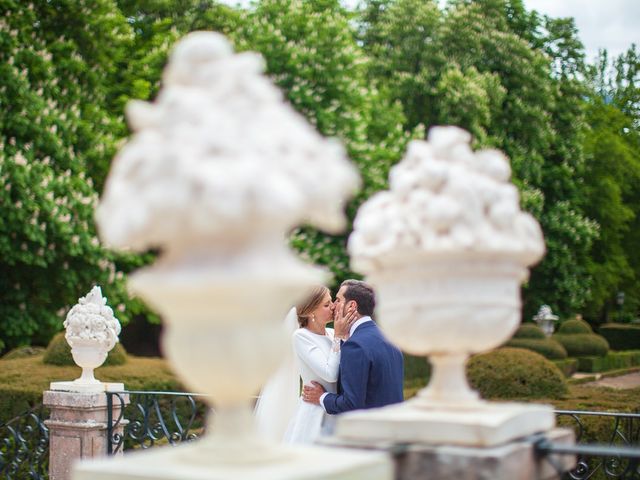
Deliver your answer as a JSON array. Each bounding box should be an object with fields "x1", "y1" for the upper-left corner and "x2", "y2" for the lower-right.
[{"x1": 341, "y1": 280, "x2": 375, "y2": 317}]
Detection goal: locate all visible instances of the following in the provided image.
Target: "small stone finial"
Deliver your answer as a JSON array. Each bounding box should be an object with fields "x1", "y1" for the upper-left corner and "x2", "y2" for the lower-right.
[{"x1": 51, "y1": 286, "x2": 122, "y2": 392}]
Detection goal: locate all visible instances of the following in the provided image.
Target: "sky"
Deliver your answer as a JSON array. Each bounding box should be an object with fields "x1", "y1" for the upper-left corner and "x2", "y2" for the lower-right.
[
  {"x1": 523, "y1": 0, "x2": 640, "y2": 61},
  {"x1": 221, "y1": 0, "x2": 639, "y2": 63}
]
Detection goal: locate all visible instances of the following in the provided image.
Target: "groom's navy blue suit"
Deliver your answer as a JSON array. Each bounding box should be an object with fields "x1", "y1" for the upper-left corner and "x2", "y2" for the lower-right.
[{"x1": 322, "y1": 318, "x2": 404, "y2": 414}]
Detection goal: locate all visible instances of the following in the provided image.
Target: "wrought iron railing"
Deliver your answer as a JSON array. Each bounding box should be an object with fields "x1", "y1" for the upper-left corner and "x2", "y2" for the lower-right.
[
  {"x1": 2, "y1": 390, "x2": 639, "y2": 480},
  {"x1": 539, "y1": 410, "x2": 640, "y2": 479},
  {"x1": 0, "y1": 404, "x2": 49, "y2": 480},
  {"x1": 105, "y1": 390, "x2": 210, "y2": 454}
]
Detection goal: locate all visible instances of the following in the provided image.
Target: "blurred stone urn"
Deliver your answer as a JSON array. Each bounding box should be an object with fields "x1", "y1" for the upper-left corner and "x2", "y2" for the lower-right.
[
  {"x1": 94, "y1": 32, "x2": 360, "y2": 464},
  {"x1": 339, "y1": 126, "x2": 554, "y2": 446},
  {"x1": 50, "y1": 285, "x2": 122, "y2": 393},
  {"x1": 534, "y1": 305, "x2": 559, "y2": 337}
]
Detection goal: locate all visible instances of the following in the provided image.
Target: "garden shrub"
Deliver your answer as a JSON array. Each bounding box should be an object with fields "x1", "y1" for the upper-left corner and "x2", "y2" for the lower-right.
[
  {"x1": 2, "y1": 346, "x2": 46, "y2": 360},
  {"x1": 552, "y1": 358, "x2": 579, "y2": 377},
  {"x1": 553, "y1": 333, "x2": 610, "y2": 357},
  {"x1": 557, "y1": 318, "x2": 593, "y2": 334},
  {"x1": 467, "y1": 347, "x2": 568, "y2": 399},
  {"x1": 576, "y1": 350, "x2": 640, "y2": 373},
  {"x1": 513, "y1": 323, "x2": 547, "y2": 339},
  {"x1": 598, "y1": 323, "x2": 640, "y2": 351},
  {"x1": 505, "y1": 338, "x2": 568, "y2": 360},
  {"x1": 0, "y1": 354, "x2": 181, "y2": 424},
  {"x1": 404, "y1": 354, "x2": 431, "y2": 382},
  {"x1": 43, "y1": 332, "x2": 128, "y2": 366}
]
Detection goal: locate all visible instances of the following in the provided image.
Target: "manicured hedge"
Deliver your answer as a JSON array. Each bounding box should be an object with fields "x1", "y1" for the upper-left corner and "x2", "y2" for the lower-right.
[
  {"x1": 404, "y1": 354, "x2": 431, "y2": 381},
  {"x1": 557, "y1": 318, "x2": 593, "y2": 334},
  {"x1": 513, "y1": 323, "x2": 546, "y2": 340},
  {"x1": 0, "y1": 355, "x2": 180, "y2": 424},
  {"x1": 576, "y1": 350, "x2": 640, "y2": 373},
  {"x1": 552, "y1": 358, "x2": 579, "y2": 377},
  {"x1": 43, "y1": 332, "x2": 128, "y2": 366},
  {"x1": 598, "y1": 323, "x2": 640, "y2": 351},
  {"x1": 553, "y1": 333, "x2": 610, "y2": 357},
  {"x1": 467, "y1": 347, "x2": 568, "y2": 399},
  {"x1": 2, "y1": 346, "x2": 46, "y2": 360},
  {"x1": 505, "y1": 338, "x2": 568, "y2": 360}
]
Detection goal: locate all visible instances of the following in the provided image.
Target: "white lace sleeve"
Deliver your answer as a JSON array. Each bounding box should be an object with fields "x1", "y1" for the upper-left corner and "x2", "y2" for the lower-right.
[{"x1": 293, "y1": 331, "x2": 340, "y2": 383}]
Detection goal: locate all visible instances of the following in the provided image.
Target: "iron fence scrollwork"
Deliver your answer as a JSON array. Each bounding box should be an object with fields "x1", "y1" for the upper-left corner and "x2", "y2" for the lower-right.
[
  {"x1": 538, "y1": 410, "x2": 640, "y2": 480},
  {"x1": 0, "y1": 404, "x2": 49, "y2": 480},
  {"x1": 106, "y1": 390, "x2": 209, "y2": 455}
]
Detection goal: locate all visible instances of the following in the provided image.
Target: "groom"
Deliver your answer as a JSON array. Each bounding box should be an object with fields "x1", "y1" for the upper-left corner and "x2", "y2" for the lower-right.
[{"x1": 302, "y1": 279, "x2": 404, "y2": 414}]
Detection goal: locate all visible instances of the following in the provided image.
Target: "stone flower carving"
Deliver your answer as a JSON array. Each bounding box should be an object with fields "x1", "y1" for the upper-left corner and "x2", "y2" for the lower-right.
[
  {"x1": 96, "y1": 32, "x2": 360, "y2": 254},
  {"x1": 64, "y1": 285, "x2": 121, "y2": 351},
  {"x1": 349, "y1": 126, "x2": 545, "y2": 272}
]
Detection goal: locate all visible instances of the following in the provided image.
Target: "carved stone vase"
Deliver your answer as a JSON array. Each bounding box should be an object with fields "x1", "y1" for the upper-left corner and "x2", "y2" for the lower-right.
[
  {"x1": 129, "y1": 248, "x2": 321, "y2": 463},
  {"x1": 50, "y1": 286, "x2": 122, "y2": 393},
  {"x1": 339, "y1": 126, "x2": 555, "y2": 447},
  {"x1": 372, "y1": 254, "x2": 526, "y2": 406},
  {"x1": 77, "y1": 31, "x2": 395, "y2": 479}
]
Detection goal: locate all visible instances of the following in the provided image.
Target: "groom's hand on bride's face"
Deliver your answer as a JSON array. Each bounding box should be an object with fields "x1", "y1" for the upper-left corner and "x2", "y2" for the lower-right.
[
  {"x1": 334, "y1": 304, "x2": 357, "y2": 339},
  {"x1": 302, "y1": 381, "x2": 325, "y2": 405}
]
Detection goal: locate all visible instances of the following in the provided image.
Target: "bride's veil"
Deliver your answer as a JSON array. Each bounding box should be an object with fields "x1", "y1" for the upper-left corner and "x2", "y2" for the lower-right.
[{"x1": 254, "y1": 307, "x2": 300, "y2": 441}]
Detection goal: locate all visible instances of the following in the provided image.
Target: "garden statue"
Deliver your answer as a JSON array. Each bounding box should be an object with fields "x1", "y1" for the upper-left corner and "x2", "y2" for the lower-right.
[
  {"x1": 50, "y1": 285, "x2": 123, "y2": 392},
  {"x1": 75, "y1": 31, "x2": 391, "y2": 479},
  {"x1": 534, "y1": 305, "x2": 559, "y2": 337},
  {"x1": 337, "y1": 126, "x2": 555, "y2": 446}
]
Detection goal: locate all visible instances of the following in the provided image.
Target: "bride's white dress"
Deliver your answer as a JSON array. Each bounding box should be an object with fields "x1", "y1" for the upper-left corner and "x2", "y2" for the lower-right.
[{"x1": 283, "y1": 327, "x2": 340, "y2": 444}]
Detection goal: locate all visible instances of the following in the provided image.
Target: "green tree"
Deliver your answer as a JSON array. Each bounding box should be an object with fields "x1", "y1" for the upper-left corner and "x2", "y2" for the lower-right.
[
  {"x1": 110, "y1": 0, "x2": 242, "y2": 122},
  {"x1": 581, "y1": 46, "x2": 640, "y2": 322},
  {"x1": 358, "y1": 0, "x2": 598, "y2": 316},
  {"x1": 0, "y1": 0, "x2": 145, "y2": 352},
  {"x1": 231, "y1": 0, "x2": 415, "y2": 284}
]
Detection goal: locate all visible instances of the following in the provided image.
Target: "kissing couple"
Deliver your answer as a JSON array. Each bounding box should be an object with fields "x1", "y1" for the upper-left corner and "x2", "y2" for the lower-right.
[{"x1": 255, "y1": 280, "x2": 404, "y2": 444}]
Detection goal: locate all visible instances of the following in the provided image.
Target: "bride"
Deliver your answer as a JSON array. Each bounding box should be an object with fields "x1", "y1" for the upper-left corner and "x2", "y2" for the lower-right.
[{"x1": 255, "y1": 285, "x2": 355, "y2": 444}]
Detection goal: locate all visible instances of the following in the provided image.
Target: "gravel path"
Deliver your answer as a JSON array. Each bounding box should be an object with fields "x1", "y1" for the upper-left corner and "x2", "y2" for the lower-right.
[{"x1": 586, "y1": 372, "x2": 640, "y2": 389}]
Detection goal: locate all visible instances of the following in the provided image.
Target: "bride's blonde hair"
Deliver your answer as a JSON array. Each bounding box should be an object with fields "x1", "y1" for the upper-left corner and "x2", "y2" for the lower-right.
[{"x1": 296, "y1": 286, "x2": 330, "y2": 328}]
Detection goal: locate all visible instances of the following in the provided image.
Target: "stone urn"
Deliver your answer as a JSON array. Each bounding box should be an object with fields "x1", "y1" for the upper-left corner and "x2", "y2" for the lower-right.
[
  {"x1": 339, "y1": 126, "x2": 553, "y2": 446},
  {"x1": 93, "y1": 32, "x2": 367, "y2": 467},
  {"x1": 129, "y1": 248, "x2": 324, "y2": 463},
  {"x1": 50, "y1": 286, "x2": 122, "y2": 392},
  {"x1": 534, "y1": 305, "x2": 559, "y2": 337}
]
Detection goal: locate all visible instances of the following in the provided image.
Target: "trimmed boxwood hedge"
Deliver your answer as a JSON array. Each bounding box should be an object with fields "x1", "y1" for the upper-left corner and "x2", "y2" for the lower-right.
[
  {"x1": 467, "y1": 347, "x2": 568, "y2": 399},
  {"x1": 557, "y1": 318, "x2": 594, "y2": 334},
  {"x1": 553, "y1": 333, "x2": 610, "y2": 357},
  {"x1": 576, "y1": 350, "x2": 640, "y2": 373},
  {"x1": 2, "y1": 346, "x2": 46, "y2": 360},
  {"x1": 0, "y1": 354, "x2": 181, "y2": 424},
  {"x1": 404, "y1": 354, "x2": 430, "y2": 381},
  {"x1": 505, "y1": 338, "x2": 568, "y2": 360},
  {"x1": 553, "y1": 358, "x2": 579, "y2": 377},
  {"x1": 513, "y1": 323, "x2": 546, "y2": 340},
  {"x1": 598, "y1": 323, "x2": 640, "y2": 351},
  {"x1": 43, "y1": 332, "x2": 128, "y2": 366}
]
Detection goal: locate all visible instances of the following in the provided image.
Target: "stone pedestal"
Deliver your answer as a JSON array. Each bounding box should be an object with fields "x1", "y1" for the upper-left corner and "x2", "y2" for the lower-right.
[
  {"x1": 320, "y1": 428, "x2": 575, "y2": 480},
  {"x1": 335, "y1": 400, "x2": 556, "y2": 447},
  {"x1": 71, "y1": 442, "x2": 393, "y2": 480},
  {"x1": 44, "y1": 389, "x2": 129, "y2": 480}
]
